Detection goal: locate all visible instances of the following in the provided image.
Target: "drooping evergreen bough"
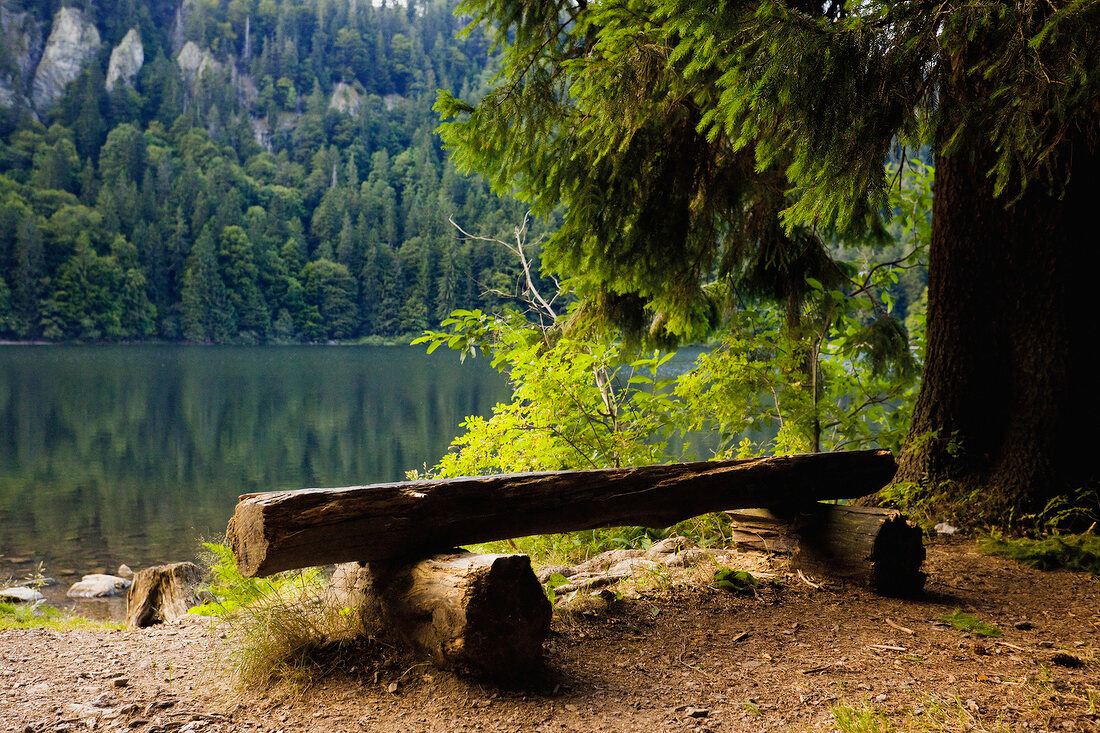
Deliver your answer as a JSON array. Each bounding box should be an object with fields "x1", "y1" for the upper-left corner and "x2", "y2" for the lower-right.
[{"x1": 435, "y1": 0, "x2": 1100, "y2": 526}]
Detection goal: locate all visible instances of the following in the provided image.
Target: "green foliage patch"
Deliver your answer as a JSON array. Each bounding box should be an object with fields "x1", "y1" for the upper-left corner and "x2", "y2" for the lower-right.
[
  {"x1": 830, "y1": 701, "x2": 894, "y2": 732},
  {"x1": 188, "y1": 542, "x2": 323, "y2": 617},
  {"x1": 938, "y1": 609, "x2": 1001, "y2": 638},
  {"x1": 712, "y1": 568, "x2": 758, "y2": 594},
  {"x1": 979, "y1": 534, "x2": 1100, "y2": 574},
  {"x1": 0, "y1": 600, "x2": 121, "y2": 631}
]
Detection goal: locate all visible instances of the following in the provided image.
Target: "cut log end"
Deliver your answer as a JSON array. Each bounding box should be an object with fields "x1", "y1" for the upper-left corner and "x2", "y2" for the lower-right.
[
  {"x1": 451, "y1": 554, "x2": 552, "y2": 673},
  {"x1": 227, "y1": 502, "x2": 269, "y2": 577},
  {"x1": 869, "y1": 512, "x2": 927, "y2": 596},
  {"x1": 729, "y1": 504, "x2": 926, "y2": 596}
]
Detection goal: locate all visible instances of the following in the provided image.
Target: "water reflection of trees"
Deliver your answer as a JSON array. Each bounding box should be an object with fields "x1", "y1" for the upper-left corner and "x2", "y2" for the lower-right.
[{"x1": 0, "y1": 346, "x2": 505, "y2": 568}]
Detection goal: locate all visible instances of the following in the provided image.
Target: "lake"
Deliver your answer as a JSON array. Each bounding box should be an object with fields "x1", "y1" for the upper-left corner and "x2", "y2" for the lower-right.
[{"x1": 0, "y1": 345, "x2": 509, "y2": 601}]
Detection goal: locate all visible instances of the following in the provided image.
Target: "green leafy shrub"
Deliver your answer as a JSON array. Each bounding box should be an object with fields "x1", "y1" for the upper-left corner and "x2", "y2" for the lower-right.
[{"x1": 188, "y1": 542, "x2": 322, "y2": 616}]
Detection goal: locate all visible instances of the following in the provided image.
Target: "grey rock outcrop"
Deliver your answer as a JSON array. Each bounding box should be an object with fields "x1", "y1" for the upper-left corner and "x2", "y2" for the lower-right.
[
  {"x1": 176, "y1": 40, "x2": 220, "y2": 87},
  {"x1": 533, "y1": 535, "x2": 709, "y2": 594},
  {"x1": 106, "y1": 28, "x2": 143, "y2": 91},
  {"x1": 67, "y1": 573, "x2": 132, "y2": 598},
  {"x1": 31, "y1": 6, "x2": 101, "y2": 111},
  {"x1": 329, "y1": 81, "x2": 361, "y2": 116},
  {"x1": 382, "y1": 93, "x2": 405, "y2": 111},
  {"x1": 0, "y1": 69, "x2": 16, "y2": 108},
  {"x1": 0, "y1": 586, "x2": 45, "y2": 603},
  {"x1": 0, "y1": 1, "x2": 45, "y2": 108}
]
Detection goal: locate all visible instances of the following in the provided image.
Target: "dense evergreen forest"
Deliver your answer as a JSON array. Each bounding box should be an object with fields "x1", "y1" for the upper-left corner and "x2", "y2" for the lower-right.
[{"x1": 0, "y1": 0, "x2": 547, "y2": 342}]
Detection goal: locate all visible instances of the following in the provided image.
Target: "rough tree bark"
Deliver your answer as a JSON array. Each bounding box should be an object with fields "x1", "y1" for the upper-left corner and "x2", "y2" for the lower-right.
[
  {"x1": 325, "y1": 552, "x2": 551, "y2": 676},
  {"x1": 894, "y1": 107, "x2": 1100, "y2": 525},
  {"x1": 727, "y1": 505, "x2": 925, "y2": 595},
  {"x1": 125, "y1": 562, "x2": 206, "y2": 628}
]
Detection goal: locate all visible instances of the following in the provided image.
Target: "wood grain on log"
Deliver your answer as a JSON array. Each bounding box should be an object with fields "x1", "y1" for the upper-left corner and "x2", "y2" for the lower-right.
[
  {"x1": 126, "y1": 562, "x2": 206, "y2": 628},
  {"x1": 728, "y1": 504, "x2": 925, "y2": 595},
  {"x1": 229, "y1": 450, "x2": 896, "y2": 576},
  {"x1": 327, "y1": 551, "x2": 550, "y2": 676}
]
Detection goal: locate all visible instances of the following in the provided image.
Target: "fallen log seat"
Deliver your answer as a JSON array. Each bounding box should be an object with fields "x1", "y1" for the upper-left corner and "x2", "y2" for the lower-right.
[
  {"x1": 325, "y1": 551, "x2": 550, "y2": 677},
  {"x1": 228, "y1": 449, "x2": 896, "y2": 577},
  {"x1": 727, "y1": 504, "x2": 926, "y2": 595}
]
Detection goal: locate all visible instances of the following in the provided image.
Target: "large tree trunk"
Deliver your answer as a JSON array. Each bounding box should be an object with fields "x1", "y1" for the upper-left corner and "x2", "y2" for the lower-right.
[{"x1": 895, "y1": 108, "x2": 1100, "y2": 524}]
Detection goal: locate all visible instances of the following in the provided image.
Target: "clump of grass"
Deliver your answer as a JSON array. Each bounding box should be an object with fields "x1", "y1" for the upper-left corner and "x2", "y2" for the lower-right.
[
  {"x1": 0, "y1": 600, "x2": 123, "y2": 630},
  {"x1": 939, "y1": 609, "x2": 1001, "y2": 637},
  {"x1": 2, "y1": 562, "x2": 123, "y2": 630},
  {"x1": 220, "y1": 589, "x2": 363, "y2": 689},
  {"x1": 830, "y1": 700, "x2": 893, "y2": 732},
  {"x1": 907, "y1": 693, "x2": 1019, "y2": 732},
  {"x1": 196, "y1": 543, "x2": 382, "y2": 690},
  {"x1": 979, "y1": 533, "x2": 1100, "y2": 574}
]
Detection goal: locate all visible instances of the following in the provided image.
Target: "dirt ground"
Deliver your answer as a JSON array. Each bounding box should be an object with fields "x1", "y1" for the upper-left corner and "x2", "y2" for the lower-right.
[{"x1": 2, "y1": 536, "x2": 1098, "y2": 732}]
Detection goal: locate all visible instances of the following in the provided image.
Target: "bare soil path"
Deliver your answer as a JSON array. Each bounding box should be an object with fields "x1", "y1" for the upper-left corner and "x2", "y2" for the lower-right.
[{"x1": 3, "y1": 537, "x2": 1098, "y2": 732}]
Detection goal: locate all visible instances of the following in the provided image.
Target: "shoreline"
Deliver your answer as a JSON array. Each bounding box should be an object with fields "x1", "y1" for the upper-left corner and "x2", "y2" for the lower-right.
[{"x1": 0, "y1": 335, "x2": 421, "y2": 347}]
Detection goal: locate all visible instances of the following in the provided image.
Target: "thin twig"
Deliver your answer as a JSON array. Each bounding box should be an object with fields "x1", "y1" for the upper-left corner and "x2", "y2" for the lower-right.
[
  {"x1": 796, "y1": 569, "x2": 822, "y2": 589},
  {"x1": 886, "y1": 618, "x2": 915, "y2": 635},
  {"x1": 678, "y1": 639, "x2": 713, "y2": 678},
  {"x1": 994, "y1": 641, "x2": 1028, "y2": 652}
]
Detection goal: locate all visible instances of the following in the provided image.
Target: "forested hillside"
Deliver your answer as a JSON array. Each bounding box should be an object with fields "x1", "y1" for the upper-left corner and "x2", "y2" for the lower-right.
[{"x1": 0, "y1": 0, "x2": 544, "y2": 342}]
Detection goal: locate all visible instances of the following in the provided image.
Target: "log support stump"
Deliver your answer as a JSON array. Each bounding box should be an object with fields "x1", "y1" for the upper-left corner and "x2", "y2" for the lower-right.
[
  {"x1": 727, "y1": 504, "x2": 926, "y2": 595},
  {"x1": 326, "y1": 551, "x2": 550, "y2": 677}
]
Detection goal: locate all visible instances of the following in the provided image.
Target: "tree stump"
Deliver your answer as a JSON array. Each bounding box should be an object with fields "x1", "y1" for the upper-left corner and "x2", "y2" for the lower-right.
[
  {"x1": 125, "y1": 562, "x2": 206, "y2": 628},
  {"x1": 327, "y1": 551, "x2": 551, "y2": 677},
  {"x1": 727, "y1": 504, "x2": 926, "y2": 595}
]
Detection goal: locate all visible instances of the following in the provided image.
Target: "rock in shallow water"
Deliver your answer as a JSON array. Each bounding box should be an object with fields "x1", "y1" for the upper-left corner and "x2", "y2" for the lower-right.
[
  {"x1": 67, "y1": 574, "x2": 132, "y2": 598},
  {"x1": 0, "y1": 586, "x2": 45, "y2": 603}
]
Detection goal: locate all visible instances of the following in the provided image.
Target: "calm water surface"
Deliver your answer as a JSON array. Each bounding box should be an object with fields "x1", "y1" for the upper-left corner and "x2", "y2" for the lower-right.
[{"x1": 0, "y1": 345, "x2": 508, "y2": 589}]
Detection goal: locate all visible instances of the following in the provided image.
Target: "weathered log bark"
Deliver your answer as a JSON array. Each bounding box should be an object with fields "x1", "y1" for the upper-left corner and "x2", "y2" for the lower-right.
[
  {"x1": 728, "y1": 505, "x2": 925, "y2": 595},
  {"x1": 725, "y1": 509, "x2": 800, "y2": 555},
  {"x1": 326, "y1": 551, "x2": 550, "y2": 676},
  {"x1": 125, "y1": 562, "x2": 206, "y2": 628},
  {"x1": 229, "y1": 449, "x2": 896, "y2": 576}
]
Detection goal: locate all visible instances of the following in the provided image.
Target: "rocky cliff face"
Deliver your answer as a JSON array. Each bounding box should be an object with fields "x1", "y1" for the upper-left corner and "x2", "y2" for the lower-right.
[
  {"x1": 106, "y1": 28, "x2": 143, "y2": 92},
  {"x1": 0, "y1": 1, "x2": 44, "y2": 108},
  {"x1": 176, "y1": 40, "x2": 221, "y2": 87},
  {"x1": 31, "y1": 6, "x2": 101, "y2": 111},
  {"x1": 329, "y1": 82, "x2": 362, "y2": 116}
]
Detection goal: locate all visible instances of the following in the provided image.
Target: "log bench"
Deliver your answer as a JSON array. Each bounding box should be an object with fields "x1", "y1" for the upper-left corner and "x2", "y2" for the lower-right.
[{"x1": 225, "y1": 449, "x2": 923, "y2": 675}]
